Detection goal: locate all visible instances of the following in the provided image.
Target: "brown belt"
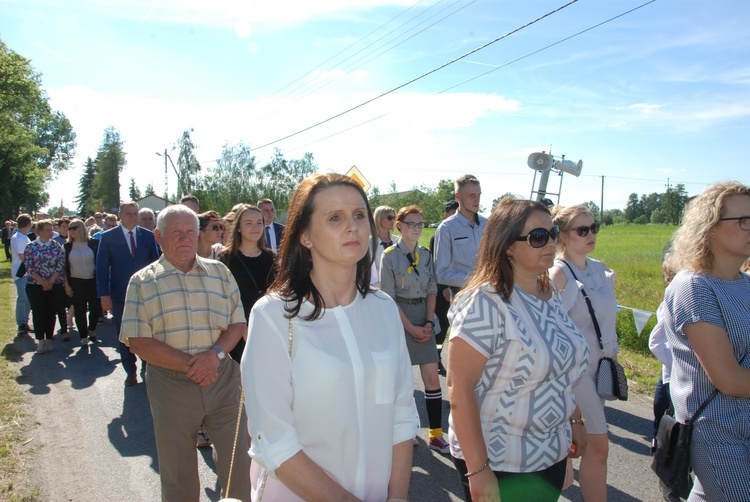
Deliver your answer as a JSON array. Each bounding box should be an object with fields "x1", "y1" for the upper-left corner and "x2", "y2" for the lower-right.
[{"x1": 395, "y1": 296, "x2": 423, "y2": 305}]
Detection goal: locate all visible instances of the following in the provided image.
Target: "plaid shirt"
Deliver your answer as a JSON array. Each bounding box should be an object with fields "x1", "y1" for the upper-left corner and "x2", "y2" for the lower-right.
[{"x1": 120, "y1": 255, "x2": 245, "y2": 356}]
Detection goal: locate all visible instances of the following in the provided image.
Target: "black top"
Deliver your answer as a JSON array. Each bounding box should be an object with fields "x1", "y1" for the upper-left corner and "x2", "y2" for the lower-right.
[{"x1": 221, "y1": 249, "x2": 276, "y2": 362}]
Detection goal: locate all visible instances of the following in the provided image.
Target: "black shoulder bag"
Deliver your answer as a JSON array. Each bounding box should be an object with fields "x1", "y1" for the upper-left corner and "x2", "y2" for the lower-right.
[{"x1": 562, "y1": 260, "x2": 628, "y2": 401}]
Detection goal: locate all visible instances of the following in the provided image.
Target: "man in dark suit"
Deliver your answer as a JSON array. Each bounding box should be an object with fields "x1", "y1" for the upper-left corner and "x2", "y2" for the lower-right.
[
  {"x1": 2, "y1": 220, "x2": 15, "y2": 260},
  {"x1": 97, "y1": 201, "x2": 160, "y2": 386},
  {"x1": 258, "y1": 198, "x2": 284, "y2": 254}
]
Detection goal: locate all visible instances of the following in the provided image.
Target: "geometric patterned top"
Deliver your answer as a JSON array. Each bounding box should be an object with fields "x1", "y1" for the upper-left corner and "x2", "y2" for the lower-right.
[{"x1": 448, "y1": 283, "x2": 589, "y2": 472}]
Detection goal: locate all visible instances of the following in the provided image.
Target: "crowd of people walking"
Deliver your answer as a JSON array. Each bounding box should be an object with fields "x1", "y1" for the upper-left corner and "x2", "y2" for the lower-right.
[{"x1": 6, "y1": 174, "x2": 749, "y2": 501}]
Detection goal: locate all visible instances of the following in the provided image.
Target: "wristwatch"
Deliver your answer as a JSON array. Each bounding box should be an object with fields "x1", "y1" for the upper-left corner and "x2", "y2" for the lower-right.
[{"x1": 212, "y1": 345, "x2": 226, "y2": 360}]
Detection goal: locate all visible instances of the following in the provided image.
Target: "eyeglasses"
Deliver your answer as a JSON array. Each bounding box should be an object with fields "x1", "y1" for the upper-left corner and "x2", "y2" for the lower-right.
[
  {"x1": 720, "y1": 216, "x2": 750, "y2": 231},
  {"x1": 69, "y1": 225, "x2": 81, "y2": 231},
  {"x1": 385, "y1": 215, "x2": 395, "y2": 221},
  {"x1": 571, "y1": 222, "x2": 601, "y2": 237},
  {"x1": 402, "y1": 221, "x2": 425, "y2": 229},
  {"x1": 516, "y1": 226, "x2": 559, "y2": 248},
  {"x1": 209, "y1": 224, "x2": 222, "y2": 231}
]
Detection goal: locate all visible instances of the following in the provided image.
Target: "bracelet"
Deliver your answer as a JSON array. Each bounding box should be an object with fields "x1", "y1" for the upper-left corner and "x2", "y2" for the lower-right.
[
  {"x1": 424, "y1": 320, "x2": 435, "y2": 326},
  {"x1": 570, "y1": 416, "x2": 585, "y2": 426},
  {"x1": 465, "y1": 458, "x2": 490, "y2": 478}
]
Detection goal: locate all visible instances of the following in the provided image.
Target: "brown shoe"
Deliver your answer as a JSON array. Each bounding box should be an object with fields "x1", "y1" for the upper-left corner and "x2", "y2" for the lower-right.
[{"x1": 124, "y1": 373, "x2": 137, "y2": 387}]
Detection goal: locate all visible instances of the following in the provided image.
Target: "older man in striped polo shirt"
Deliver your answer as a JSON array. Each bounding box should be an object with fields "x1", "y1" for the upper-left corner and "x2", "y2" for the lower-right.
[{"x1": 120, "y1": 204, "x2": 250, "y2": 501}]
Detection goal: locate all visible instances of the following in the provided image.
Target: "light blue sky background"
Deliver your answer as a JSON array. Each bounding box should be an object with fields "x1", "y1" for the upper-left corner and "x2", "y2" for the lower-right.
[{"x1": 2, "y1": 0, "x2": 749, "y2": 214}]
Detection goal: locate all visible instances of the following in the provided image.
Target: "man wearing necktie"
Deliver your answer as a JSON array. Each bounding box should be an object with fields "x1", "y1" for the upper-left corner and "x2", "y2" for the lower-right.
[
  {"x1": 97, "y1": 201, "x2": 160, "y2": 386},
  {"x1": 258, "y1": 198, "x2": 284, "y2": 254}
]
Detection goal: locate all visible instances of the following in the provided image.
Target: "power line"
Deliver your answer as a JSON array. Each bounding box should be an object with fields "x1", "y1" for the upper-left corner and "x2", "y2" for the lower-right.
[
  {"x1": 252, "y1": 0, "x2": 473, "y2": 125},
  {"x1": 261, "y1": 0, "x2": 656, "y2": 157},
  {"x1": 265, "y1": 0, "x2": 433, "y2": 101},
  {"x1": 248, "y1": 0, "x2": 580, "y2": 153},
  {"x1": 436, "y1": 0, "x2": 656, "y2": 93},
  {"x1": 288, "y1": 0, "x2": 477, "y2": 104}
]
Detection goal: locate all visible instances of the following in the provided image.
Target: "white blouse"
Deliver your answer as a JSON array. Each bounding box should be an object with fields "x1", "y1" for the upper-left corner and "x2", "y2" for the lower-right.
[{"x1": 241, "y1": 290, "x2": 419, "y2": 501}]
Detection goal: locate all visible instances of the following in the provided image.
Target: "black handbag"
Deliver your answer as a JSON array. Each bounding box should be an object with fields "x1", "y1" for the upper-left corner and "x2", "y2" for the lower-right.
[
  {"x1": 561, "y1": 260, "x2": 628, "y2": 401},
  {"x1": 15, "y1": 262, "x2": 26, "y2": 278},
  {"x1": 651, "y1": 390, "x2": 718, "y2": 499}
]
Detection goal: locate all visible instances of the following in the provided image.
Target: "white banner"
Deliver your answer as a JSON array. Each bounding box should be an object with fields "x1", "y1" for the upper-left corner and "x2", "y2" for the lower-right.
[{"x1": 632, "y1": 308, "x2": 653, "y2": 336}]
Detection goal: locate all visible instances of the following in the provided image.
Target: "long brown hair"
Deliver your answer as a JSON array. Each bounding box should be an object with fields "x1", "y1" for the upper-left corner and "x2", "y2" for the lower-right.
[
  {"x1": 269, "y1": 173, "x2": 376, "y2": 320},
  {"x1": 218, "y1": 204, "x2": 268, "y2": 263},
  {"x1": 464, "y1": 197, "x2": 551, "y2": 302}
]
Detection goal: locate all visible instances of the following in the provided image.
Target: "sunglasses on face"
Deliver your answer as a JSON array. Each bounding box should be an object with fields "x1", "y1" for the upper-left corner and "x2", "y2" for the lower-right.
[
  {"x1": 571, "y1": 222, "x2": 600, "y2": 237},
  {"x1": 402, "y1": 221, "x2": 425, "y2": 229},
  {"x1": 516, "y1": 226, "x2": 559, "y2": 248},
  {"x1": 69, "y1": 225, "x2": 81, "y2": 231},
  {"x1": 385, "y1": 215, "x2": 395, "y2": 221}
]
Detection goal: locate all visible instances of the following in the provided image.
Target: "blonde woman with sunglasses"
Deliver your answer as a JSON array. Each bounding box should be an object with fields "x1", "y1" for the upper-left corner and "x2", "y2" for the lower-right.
[
  {"x1": 549, "y1": 205, "x2": 616, "y2": 502},
  {"x1": 371, "y1": 205, "x2": 397, "y2": 285}
]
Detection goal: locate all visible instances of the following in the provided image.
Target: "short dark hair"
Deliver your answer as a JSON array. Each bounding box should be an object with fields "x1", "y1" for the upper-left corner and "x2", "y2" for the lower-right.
[
  {"x1": 269, "y1": 173, "x2": 375, "y2": 321},
  {"x1": 17, "y1": 214, "x2": 32, "y2": 228},
  {"x1": 180, "y1": 194, "x2": 200, "y2": 205}
]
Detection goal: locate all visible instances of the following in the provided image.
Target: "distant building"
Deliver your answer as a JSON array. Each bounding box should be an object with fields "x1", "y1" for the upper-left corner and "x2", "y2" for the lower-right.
[{"x1": 133, "y1": 194, "x2": 174, "y2": 214}]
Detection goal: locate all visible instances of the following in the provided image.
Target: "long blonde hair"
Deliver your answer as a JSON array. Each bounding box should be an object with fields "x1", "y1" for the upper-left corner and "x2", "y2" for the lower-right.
[{"x1": 664, "y1": 181, "x2": 750, "y2": 274}]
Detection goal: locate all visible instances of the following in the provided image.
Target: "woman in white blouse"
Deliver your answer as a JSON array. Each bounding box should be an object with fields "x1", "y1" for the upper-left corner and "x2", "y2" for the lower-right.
[
  {"x1": 549, "y1": 205, "x2": 618, "y2": 502},
  {"x1": 241, "y1": 173, "x2": 418, "y2": 502},
  {"x1": 447, "y1": 198, "x2": 588, "y2": 502},
  {"x1": 63, "y1": 219, "x2": 100, "y2": 346}
]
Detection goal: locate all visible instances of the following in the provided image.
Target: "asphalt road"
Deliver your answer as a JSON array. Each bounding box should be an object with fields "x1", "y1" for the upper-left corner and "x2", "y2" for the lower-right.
[{"x1": 12, "y1": 318, "x2": 664, "y2": 501}]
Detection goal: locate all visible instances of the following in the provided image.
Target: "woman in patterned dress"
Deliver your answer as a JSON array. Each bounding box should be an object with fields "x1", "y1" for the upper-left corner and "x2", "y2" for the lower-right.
[
  {"x1": 662, "y1": 181, "x2": 750, "y2": 502},
  {"x1": 24, "y1": 219, "x2": 66, "y2": 354},
  {"x1": 447, "y1": 198, "x2": 589, "y2": 502}
]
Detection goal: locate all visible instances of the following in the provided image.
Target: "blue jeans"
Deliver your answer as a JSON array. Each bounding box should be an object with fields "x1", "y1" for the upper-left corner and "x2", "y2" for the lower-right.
[{"x1": 14, "y1": 276, "x2": 31, "y2": 326}]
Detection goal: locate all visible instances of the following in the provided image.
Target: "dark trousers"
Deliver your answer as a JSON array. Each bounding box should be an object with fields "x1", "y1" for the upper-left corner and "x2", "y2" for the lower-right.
[
  {"x1": 3, "y1": 241, "x2": 10, "y2": 260},
  {"x1": 435, "y1": 284, "x2": 451, "y2": 348},
  {"x1": 112, "y1": 300, "x2": 138, "y2": 375},
  {"x1": 652, "y1": 377, "x2": 672, "y2": 440},
  {"x1": 26, "y1": 283, "x2": 63, "y2": 340},
  {"x1": 452, "y1": 456, "x2": 566, "y2": 502},
  {"x1": 70, "y1": 277, "x2": 101, "y2": 338}
]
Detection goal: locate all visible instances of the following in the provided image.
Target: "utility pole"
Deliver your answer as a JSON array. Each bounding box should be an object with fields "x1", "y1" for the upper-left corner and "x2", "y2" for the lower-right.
[
  {"x1": 665, "y1": 178, "x2": 671, "y2": 225},
  {"x1": 599, "y1": 176, "x2": 604, "y2": 223},
  {"x1": 155, "y1": 149, "x2": 179, "y2": 202}
]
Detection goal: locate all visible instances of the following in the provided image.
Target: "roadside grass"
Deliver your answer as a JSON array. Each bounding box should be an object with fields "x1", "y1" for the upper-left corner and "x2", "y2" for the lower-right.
[{"x1": 0, "y1": 261, "x2": 36, "y2": 501}]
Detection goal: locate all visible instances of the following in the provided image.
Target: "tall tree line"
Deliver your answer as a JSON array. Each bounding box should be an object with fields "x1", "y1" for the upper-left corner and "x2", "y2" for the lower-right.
[{"x1": 0, "y1": 39, "x2": 77, "y2": 217}]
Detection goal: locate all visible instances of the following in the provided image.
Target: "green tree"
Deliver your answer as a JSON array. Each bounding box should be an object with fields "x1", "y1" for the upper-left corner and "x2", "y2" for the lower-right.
[
  {"x1": 583, "y1": 201, "x2": 600, "y2": 218},
  {"x1": 175, "y1": 128, "x2": 201, "y2": 197},
  {"x1": 200, "y1": 141, "x2": 257, "y2": 213},
  {"x1": 128, "y1": 177, "x2": 142, "y2": 201},
  {"x1": 91, "y1": 127, "x2": 126, "y2": 212},
  {"x1": 0, "y1": 39, "x2": 77, "y2": 217},
  {"x1": 144, "y1": 183, "x2": 155, "y2": 196},
  {"x1": 74, "y1": 157, "x2": 96, "y2": 216},
  {"x1": 661, "y1": 184, "x2": 689, "y2": 225},
  {"x1": 624, "y1": 193, "x2": 643, "y2": 222}
]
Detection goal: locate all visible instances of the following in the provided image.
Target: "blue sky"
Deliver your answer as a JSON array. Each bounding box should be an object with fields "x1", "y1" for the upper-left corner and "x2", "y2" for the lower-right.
[{"x1": 2, "y1": 0, "x2": 749, "y2": 214}]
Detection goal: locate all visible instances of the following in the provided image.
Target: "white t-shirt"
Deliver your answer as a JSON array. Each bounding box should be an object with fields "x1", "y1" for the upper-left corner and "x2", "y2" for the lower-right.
[
  {"x1": 10, "y1": 231, "x2": 30, "y2": 279},
  {"x1": 242, "y1": 290, "x2": 418, "y2": 501}
]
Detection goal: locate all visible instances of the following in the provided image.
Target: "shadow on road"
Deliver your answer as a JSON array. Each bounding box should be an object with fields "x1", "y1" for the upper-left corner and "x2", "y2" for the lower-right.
[{"x1": 107, "y1": 383, "x2": 160, "y2": 472}]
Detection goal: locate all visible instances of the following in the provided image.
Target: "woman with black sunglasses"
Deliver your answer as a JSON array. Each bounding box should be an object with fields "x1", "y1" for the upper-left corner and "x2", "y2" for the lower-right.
[
  {"x1": 197, "y1": 210, "x2": 224, "y2": 259},
  {"x1": 549, "y1": 204, "x2": 616, "y2": 502},
  {"x1": 447, "y1": 197, "x2": 588, "y2": 502},
  {"x1": 63, "y1": 218, "x2": 101, "y2": 346},
  {"x1": 371, "y1": 205, "x2": 397, "y2": 286}
]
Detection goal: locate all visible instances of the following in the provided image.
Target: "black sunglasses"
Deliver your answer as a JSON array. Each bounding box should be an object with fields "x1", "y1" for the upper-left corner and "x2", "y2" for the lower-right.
[
  {"x1": 385, "y1": 215, "x2": 395, "y2": 221},
  {"x1": 516, "y1": 226, "x2": 559, "y2": 248},
  {"x1": 571, "y1": 222, "x2": 600, "y2": 237}
]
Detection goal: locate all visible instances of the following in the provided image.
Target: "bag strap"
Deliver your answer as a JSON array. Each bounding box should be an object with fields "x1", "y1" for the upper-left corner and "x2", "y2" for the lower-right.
[
  {"x1": 561, "y1": 260, "x2": 606, "y2": 353},
  {"x1": 235, "y1": 252, "x2": 264, "y2": 294}
]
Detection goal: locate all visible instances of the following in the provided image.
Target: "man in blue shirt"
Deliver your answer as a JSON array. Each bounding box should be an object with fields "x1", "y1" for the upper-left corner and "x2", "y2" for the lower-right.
[{"x1": 433, "y1": 174, "x2": 487, "y2": 295}]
